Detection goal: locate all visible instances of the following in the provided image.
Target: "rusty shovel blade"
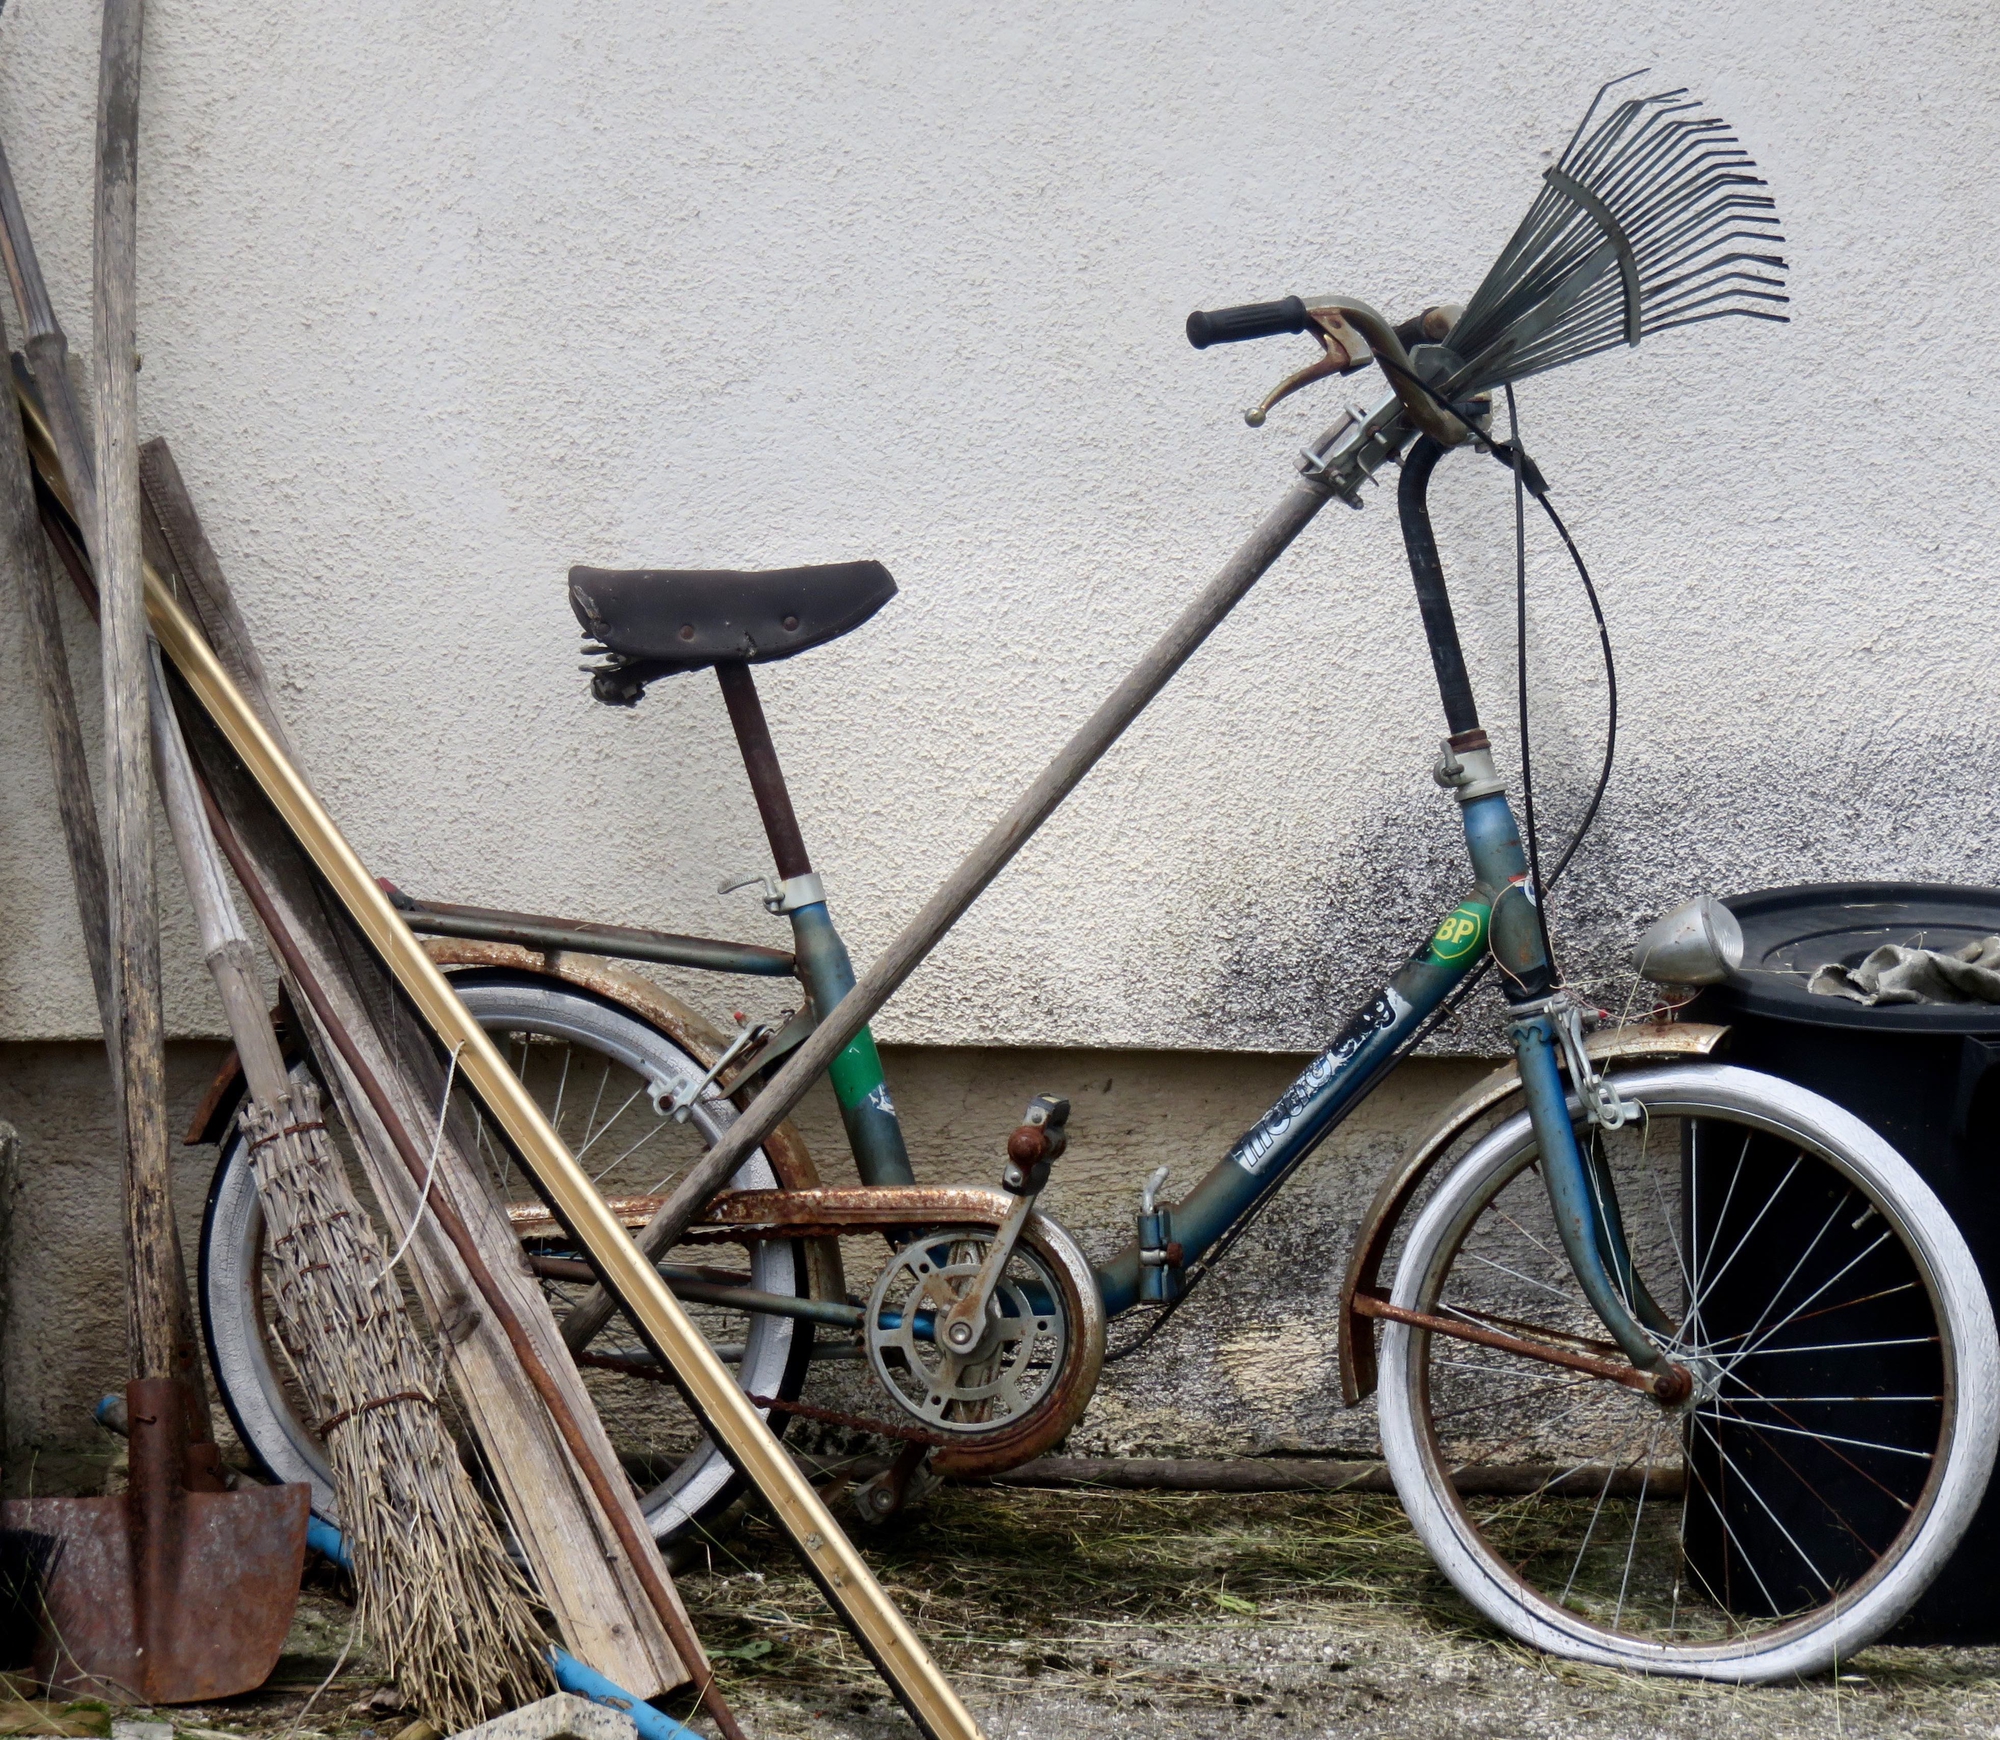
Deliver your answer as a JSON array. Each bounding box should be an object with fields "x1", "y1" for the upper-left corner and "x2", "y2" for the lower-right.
[{"x1": 0, "y1": 1380, "x2": 309, "y2": 1704}]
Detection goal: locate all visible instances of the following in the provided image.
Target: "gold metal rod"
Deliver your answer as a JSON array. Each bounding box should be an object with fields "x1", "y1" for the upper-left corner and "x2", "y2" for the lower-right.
[{"x1": 138, "y1": 549, "x2": 980, "y2": 1739}]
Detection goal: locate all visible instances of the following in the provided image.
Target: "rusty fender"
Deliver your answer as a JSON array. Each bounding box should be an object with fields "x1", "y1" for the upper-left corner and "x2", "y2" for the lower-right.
[{"x1": 1338, "y1": 1021, "x2": 1727, "y2": 1406}]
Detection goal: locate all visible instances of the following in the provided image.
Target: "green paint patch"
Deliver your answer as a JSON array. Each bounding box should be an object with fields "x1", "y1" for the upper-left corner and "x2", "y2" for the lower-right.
[{"x1": 827, "y1": 1025, "x2": 889, "y2": 1111}]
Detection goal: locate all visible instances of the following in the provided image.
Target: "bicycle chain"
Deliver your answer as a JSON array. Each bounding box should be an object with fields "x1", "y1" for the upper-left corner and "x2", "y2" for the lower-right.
[
  {"x1": 576, "y1": 1349, "x2": 962, "y2": 1447},
  {"x1": 746, "y1": 1392, "x2": 963, "y2": 1449}
]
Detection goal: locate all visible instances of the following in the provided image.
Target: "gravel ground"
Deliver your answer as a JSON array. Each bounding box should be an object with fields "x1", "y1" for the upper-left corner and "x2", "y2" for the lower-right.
[{"x1": 20, "y1": 1487, "x2": 2000, "y2": 1740}]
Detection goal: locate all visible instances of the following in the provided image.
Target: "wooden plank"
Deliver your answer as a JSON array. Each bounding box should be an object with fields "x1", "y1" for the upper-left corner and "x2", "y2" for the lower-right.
[
  {"x1": 143, "y1": 455, "x2": 689, "y2": 1697},
  {"x1": 139, "y1": 438, "x2": 293, "y2": 759},
  {"x1": 93, "y1": 0, "x2": 179, "y2": 1379}
]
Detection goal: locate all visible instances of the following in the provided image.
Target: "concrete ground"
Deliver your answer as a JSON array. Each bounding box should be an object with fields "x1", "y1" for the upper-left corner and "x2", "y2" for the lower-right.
[{"x1": 32, "y1": 1485, "x2": 1995, "y2": 1740}]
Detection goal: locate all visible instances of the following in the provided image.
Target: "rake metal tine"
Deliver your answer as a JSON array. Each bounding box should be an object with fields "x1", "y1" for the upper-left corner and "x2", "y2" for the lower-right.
[{"x1": 1441, "y1": 81, "x2": 1787, "y2": 395}]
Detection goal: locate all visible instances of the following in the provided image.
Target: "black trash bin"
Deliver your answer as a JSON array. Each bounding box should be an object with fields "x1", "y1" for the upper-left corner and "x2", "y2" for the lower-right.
[{"x1": 1688, "y1": 880, "x2": 2000, "y2": 1643}]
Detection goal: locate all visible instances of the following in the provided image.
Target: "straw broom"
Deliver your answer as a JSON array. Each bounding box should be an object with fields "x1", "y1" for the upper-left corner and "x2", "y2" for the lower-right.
[{"x1": 148, "y1": 645, "x2": 552, "y2": 1731}]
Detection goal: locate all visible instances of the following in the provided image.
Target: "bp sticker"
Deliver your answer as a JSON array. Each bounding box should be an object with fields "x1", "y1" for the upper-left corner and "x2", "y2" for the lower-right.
[{"x1": 1429, "y1": 901, "x2": 1489, "y2": 964}]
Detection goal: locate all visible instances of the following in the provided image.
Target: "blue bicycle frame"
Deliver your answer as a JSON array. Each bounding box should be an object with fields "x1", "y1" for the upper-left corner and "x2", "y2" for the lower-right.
[
  {"x1": 399, "y1": 420, "x2": 1663, "y2": 1379},
  {"x1": 752, "y1": 428, "x2": 1664, "y2": 1376}
]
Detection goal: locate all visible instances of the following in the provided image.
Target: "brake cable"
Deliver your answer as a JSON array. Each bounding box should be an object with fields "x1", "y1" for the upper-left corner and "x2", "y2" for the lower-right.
[{"x1": 1106, "y1": 391, "x2": 1618, "y2": 1364}]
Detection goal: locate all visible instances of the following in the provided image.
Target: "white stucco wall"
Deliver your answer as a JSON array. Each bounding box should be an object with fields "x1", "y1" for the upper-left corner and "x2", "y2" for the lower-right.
[{"x1": 0, "y1": 1, "x2": 1995, "y2": 1050}]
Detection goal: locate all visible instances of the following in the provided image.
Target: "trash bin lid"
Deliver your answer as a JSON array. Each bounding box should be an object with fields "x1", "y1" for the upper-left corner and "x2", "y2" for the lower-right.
[{"x1": 1715, "y1": 881, "x2": 2000, "y2": 1032}]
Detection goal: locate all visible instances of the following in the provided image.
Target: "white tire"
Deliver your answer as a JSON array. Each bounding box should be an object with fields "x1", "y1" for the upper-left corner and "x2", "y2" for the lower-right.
[
  {"x1": 200, "y1": 973, "x2": 811, "y2": 1539},
  {"x1": 1378, "y1": 1063, "x2": 1998, "y2": 1680}
]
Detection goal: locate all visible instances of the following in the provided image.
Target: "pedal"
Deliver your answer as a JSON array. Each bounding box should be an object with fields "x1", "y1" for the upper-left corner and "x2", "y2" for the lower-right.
[
  {"x1": 853, "y1": 1443, "x2": 938, "y2": 1526},
  {"x1": 1137, "y1": 1166, "x2": 1185, "y2": 1304},
  {"x1": 1003, "y1": 1093, "x2": 1069, "y2": 1196}
]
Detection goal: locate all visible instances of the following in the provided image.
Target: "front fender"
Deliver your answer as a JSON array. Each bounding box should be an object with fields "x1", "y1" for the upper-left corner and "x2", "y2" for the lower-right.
[{"x1": 1336, "y1": 1021, "x2": 1727, "y2": 1405}]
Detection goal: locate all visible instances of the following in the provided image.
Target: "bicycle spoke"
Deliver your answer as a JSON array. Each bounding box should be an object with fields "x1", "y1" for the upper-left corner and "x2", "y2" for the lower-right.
[
  {"x1": 1689, "y1": 1125, "x2": 1754, "y2": 1307},
  {"x1": 1681, "y1": 1434, "x2": 1790, "y2": 1616},
  {"x1": 571, "y1": 1082, "x2": 649, "y2": 1164},
  {"x1": 1712, "y1": 1368, "x2": 1928, "y2": 1520},
  {"x1": 1701, "y1": 1406, "x2": 1934, "y2": 1463},
  {"x1": 1464, "y1": 1248, "x2": 1576, "y2": 1303},
  {"x1": 1489, "y1": 1202, "x2": 1561, "y2": 1263},
  {"x1": 1717, "y1": 1187, "x2": 1884, "y2": 1373},
  {"x1": 1562, "y1": 1414, "x2": 1650, "y2": 1607},
  {"x1": 1426, "y1": 1368, "x2": 1595, "y2": 1427},
  {"x1": 1722, "y1": 1229, "x2": 1897, "y2": 1375},
  {"x1": 1688, "y1": 1149, "x2": 1802, "y2": 1325},
  {"x1": 591, "y1": 1114, "x2": 678, "y2": 1189},
  {"x1": 1613, "y1": 1416, "x2": 1666, "y2": 1629},
  {"x1": 1698, "y1": 1423, "x2": 1836, "y2": 1595},
  {"x1": 549, "y1": 1041, "x2": 574, "y2": 1133},
  {"x1": 1640, "y1": 1111, "x2": 1696, "y2": 1308},
  {"x1": 579, "y1": 1055, "x2": 612, "y2": 1154},
  {"x1": 1710, "y1": 1375, "x2": 1920, "y2": 1536}
]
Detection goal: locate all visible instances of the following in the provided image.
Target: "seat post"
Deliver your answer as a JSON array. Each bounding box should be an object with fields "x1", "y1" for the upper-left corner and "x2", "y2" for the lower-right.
[{"x1": 714, "y1": 662, "x2": 812, "y2": 879}]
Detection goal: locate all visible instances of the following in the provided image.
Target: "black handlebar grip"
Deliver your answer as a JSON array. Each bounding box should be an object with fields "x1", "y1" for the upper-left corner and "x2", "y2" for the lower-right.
[{"x1": 1185, "y1": 296, "x2": 1308, "y2": 350}]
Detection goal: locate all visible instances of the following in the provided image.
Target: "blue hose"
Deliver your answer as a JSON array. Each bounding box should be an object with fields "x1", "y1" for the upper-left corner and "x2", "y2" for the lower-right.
[{"x1": 306, "y1": 1520, "x2": 705, "y2": 1740}]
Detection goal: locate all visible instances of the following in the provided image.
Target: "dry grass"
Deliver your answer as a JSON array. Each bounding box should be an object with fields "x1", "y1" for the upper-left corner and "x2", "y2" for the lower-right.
[
  {"x1": 54, "y1": 1483, "x2": 2000, "y2": 1739},
  {"x1": 669, "y1": 1485, "x2": 2000, "y2": 1736}
]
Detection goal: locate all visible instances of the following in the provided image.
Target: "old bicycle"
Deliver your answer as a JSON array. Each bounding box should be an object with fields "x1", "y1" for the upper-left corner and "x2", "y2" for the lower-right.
[{"x1": 193, "y1": 81, "x2": 1999, "y2": 1681}]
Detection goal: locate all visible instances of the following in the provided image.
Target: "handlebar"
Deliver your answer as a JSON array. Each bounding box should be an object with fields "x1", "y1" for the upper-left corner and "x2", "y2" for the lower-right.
[
  {"x1": 1187, "y1": 297, "x2": 1452, "y2": 354},
  {"x1": 1185, "y1": 292, "x2": 1474, "y2": 448},
  {"x1": 1185, "y1": 297, "x2": 1309, "y2": 349}
]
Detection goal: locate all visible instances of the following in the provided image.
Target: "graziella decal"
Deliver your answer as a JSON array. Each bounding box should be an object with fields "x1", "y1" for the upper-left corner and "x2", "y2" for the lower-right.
[{"x1": 1230, "y1": 986, "x2": 1413, "y2": 1175}]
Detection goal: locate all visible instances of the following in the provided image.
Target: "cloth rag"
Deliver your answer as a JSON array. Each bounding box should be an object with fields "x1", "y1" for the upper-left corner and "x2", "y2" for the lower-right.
[{"x1": 1809, "y1": 934, "x2": 2000, "y2": 1006}]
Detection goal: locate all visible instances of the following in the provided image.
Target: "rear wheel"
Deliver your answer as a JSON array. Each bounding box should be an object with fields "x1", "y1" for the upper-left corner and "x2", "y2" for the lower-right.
[
  {"x1": 200, "y1": 972, "x2": 824, "y2": 1540},
  {"x1": 1378, "y1": 1062, "x2": 1998, "y2": 1679}
]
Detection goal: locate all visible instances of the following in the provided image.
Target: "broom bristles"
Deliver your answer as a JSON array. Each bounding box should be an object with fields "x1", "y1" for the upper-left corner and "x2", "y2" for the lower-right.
[
  {"x1": 1443, "y1": 76, "x2": 1789, "y2": 394},
  {"x1": 240, "y1": 1085, "x2": 553, "y2": 1733}
]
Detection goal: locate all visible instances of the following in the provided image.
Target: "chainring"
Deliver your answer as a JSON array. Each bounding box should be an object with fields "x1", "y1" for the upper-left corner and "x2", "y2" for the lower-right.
[{"x1": 865, "y1": 1226, "x2": 1068, "y2": 1436}]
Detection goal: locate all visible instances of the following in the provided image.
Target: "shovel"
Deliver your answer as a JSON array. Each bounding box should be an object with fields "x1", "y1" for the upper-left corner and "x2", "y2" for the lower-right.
[
  {"x1": 1, "y1": 1382, "x2": 309, "y2": 1703},
  {"x1": 0, "y1": 0, "x2": 308, "y2": 1703}
]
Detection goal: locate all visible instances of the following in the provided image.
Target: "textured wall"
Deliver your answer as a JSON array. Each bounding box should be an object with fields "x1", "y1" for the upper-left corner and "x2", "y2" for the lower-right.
[
  {"x1": 0, "y1": 2, "x2": 1995, "y2": 1053},
  {"x1": 0, "y1": 1043, "x2": 223, "y2": 1467}
]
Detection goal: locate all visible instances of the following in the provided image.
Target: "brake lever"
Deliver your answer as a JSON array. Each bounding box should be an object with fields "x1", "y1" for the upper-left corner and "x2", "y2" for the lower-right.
[
  {"x1": 1244, "y1": 305, "x2": 1377, "y2": 426},
  {"x1": 1247, "y1": 299, "x2": 1467, "y2": 444}
]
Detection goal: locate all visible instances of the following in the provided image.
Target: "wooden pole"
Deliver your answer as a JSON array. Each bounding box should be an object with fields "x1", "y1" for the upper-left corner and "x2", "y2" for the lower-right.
[
  {"x1": 0, "y1": 138, "x2": 97, "y2": 535},
  {"x1": 93, "y1": 0, "x2": 179, "y2": 1381}
]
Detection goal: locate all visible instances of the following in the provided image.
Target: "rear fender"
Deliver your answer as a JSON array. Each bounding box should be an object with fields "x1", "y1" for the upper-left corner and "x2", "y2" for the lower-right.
[{"x1": 186, "y1": 939, "x2": 836, "y2": 1294}]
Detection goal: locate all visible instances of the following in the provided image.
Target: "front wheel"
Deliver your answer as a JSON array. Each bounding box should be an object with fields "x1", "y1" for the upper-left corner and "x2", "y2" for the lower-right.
[{"x1": 1378, "y1": 1062, "x2": 1998, "y2": 1680}]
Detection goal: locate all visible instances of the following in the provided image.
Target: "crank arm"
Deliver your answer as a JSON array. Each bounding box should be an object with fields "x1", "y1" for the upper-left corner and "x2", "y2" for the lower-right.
[
  {"x1": 1351, "y1": 1293, "x2": 1691, "y2": 1402},
  {"x1": 937, "y1": 1093, "x2": 1069, "y2": 1355},
  {"x1": 937, "y1": 1190, "x2": 1036, "y2": 1356}
]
